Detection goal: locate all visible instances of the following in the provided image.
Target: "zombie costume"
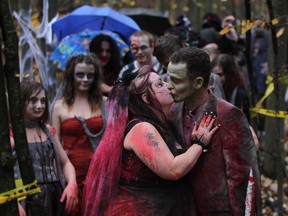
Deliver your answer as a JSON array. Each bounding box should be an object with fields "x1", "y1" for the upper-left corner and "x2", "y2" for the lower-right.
[
  {"x1": 60, "y1": 116, "x2": 104, "y2": 215},
  {"x1": 170, "y1": 90, "x2": 261, "y2": 215},
  {"x1": 105, "y1": 119, "x2": 195, "y2": 216},
  {"x1": 83, "y1": 69, "x2": 199, "y2": 216},
  {"x1": 14, "y1": 125, "x2": 67, "y2": 216}
]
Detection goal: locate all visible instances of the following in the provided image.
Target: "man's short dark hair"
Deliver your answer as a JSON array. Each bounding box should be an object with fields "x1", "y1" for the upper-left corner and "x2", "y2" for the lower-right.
[
  {"x1": 154, "y1": 34, "x2": 183, "y2": 65},
  {"x1": 170, "y1": 47, "x2": 211, "y2": 87}
]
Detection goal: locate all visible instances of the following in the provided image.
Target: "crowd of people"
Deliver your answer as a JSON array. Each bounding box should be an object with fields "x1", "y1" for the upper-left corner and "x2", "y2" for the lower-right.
[{"x1": 12, "y1": 9, "x2": 265, "y2": 216}]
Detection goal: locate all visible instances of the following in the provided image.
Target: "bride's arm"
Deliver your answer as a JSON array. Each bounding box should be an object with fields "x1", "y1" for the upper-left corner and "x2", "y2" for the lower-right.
[{"x1": 124, "y1": 114, "x2": 219, "y2": 180}]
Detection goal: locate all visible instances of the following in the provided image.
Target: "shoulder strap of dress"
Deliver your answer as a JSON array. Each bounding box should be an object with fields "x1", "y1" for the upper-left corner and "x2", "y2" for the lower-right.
[
  {"x1": 75, "y1": 115, "x2": 106, "y2": 151},
  {"x1": 41, "y1": 124, "x2": 67, "y2": 189}
]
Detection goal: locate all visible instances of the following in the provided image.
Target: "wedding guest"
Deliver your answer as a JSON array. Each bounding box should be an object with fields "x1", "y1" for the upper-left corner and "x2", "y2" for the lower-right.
[
  {"x1": 89, "y1": 34, "x2": 122, "y2": 95},
  {"x1": 13, "y1": 80, "x2": 78, "y2": 216},
  {"x1": 51, "y1": 54, "x2": 105, "y2": 216}
]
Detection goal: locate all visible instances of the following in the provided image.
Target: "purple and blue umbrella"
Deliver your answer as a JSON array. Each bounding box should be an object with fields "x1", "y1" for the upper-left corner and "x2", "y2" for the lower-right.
[
  {"x1": 52, "y1": 5, "x2": 141, "y2": 44},
  {"x1": 50, "y1": 29, "x2": 129, "y2": 70}
]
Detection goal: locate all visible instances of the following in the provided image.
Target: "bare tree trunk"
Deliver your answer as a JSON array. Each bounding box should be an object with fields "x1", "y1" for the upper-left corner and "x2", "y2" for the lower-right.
[
  {"x1": 0, "y1": 0, "x2": 40, "y2": 214},
  {"x1": 0, "y1": 1, "x2": 19, "y2": 212},
  {"x1": 157, "y1": 0, "x2": 169, "y2": 14},
  {"x1": 262, "y1": 0, "x2": 287, "y2": 215},
  {"x1": 244, "y1": 0, "x2": 258, "y2": 133},
  {"x1": 244, "y1": 2, "x2": 262, "y2": 214}
]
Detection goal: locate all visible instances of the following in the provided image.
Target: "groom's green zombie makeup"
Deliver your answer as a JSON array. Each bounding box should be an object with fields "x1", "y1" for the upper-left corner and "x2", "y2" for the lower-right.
[{"x1": 167, "y1": 62, "x2": 197, "y2": 103}]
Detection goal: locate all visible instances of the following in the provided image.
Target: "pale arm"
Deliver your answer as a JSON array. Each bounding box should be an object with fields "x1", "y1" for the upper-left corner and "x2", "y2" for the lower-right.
[
  {"x1": 10, "y1": 135, "x2": 15, "y2": 149},
  {"x1": 54, "y1": 132, "x2": 78, "y2": 213},
  {"x1": 18, "y1": 203, "x2": 26, "y2": 216},
  {"x1": 51, "y1": 100, "x2": 62, "y2": 140}
]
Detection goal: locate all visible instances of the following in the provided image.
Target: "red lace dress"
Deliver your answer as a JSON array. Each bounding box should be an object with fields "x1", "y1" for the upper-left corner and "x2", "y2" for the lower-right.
[{"x1": 61, "y1": 116, "x2": 104, "y2": 215}]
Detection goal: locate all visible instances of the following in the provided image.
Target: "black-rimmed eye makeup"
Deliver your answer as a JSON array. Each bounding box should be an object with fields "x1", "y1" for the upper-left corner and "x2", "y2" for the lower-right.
[
  {"x1": 75, "y1": 72, "x2": 95, "y2": 79},
  {"x1": 29, "y1": 97, "x2": 46, "y2": 105}
]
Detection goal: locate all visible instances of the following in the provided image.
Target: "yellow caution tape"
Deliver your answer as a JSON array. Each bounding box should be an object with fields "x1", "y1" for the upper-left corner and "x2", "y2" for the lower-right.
[
  {"x1": 219, "y1": 17, "x2": 282, "y2": 36},
  {"x1": 255, "y1": 82, "x2": 274, "y2": 109},
  {"x1": 271, "y1": 17, "x2": 280, "y2": 25},
  {"x1": 250, "y1": 108, "x2": 288, "y2": 118},
  {"x1": 0, "y1": 180, "x2": 41, "y2": 204},
  {"x1": 251, "y1": 74, "x2": 288, "y2": 118},
  {"x1": 15, "y1": 179, "x2": 26, "y2": 201},
  {"x1": 15, "y1": 73, "x2": 31, "y2": 78},
  {"x1": 266, "y1": 74, "x2": 287, "y2": 84}
]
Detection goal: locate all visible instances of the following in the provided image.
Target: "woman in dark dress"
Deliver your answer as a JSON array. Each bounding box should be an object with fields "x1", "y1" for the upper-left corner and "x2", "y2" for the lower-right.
[
  {"x1": 12, "y1": 80, "x2": 78, "y2": 216},
  {"x1": 83, "y1": 65, "x2": 219, "y2": 216}
]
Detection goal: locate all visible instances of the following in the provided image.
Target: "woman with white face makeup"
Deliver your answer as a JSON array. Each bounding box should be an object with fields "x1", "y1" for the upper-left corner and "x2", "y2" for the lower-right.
[
  {"x1": 12, "y1": 80, "x2": 78, "y2": 216},
  {"x1": 83, "y1": 65, "x2": 219, "y2": 216},
  {"x1": 51, "y1": 54, "x2": 105, "y2": 216}
]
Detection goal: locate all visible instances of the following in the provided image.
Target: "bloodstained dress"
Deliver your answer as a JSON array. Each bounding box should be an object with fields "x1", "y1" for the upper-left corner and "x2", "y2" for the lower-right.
[{"x1": 106, "y1": 119, "x2": 196, "y2": 216}]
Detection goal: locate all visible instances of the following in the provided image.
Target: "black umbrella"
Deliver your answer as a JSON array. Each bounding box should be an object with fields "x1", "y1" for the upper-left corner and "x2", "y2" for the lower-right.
[{"x1": 120, "y1": 8, "x2": 172, "y2": 36}]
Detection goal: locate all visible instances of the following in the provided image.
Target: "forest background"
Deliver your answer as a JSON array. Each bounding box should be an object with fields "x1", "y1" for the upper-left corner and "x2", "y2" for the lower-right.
[
  {"x1": 9, "y1": 0, "x2": 269, "y2": 29},
  {"x1": 1, "y1": 0, "x2": 288, "y2": 215}
]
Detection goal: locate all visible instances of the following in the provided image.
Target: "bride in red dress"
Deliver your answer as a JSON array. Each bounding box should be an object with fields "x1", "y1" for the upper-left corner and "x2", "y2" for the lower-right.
[{"x1": 51, "y1": 54, "x2": 105, "y2": 216}]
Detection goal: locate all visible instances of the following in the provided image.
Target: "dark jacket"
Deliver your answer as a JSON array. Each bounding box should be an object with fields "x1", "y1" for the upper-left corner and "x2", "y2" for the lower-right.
[{"x1": 170, "y1": 91, "x2": 261, "y2": 215}]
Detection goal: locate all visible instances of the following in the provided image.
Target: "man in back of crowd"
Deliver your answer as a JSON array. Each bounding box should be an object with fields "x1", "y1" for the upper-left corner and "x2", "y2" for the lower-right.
[{"x1": 118, "y1": 30, "x2": 164, "y2": 78}]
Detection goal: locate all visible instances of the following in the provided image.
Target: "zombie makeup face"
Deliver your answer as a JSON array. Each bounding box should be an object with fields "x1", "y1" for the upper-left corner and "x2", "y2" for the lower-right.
[
  {"x1": 98, "y1": 41, "x2": 111, "y2": 66},
  {"x1": 24, "y1": 90, "x2": 46, "y2": 121},
  {"x1": 149, "y1": 73, "x2": 174, "y2": 111},
  {"x1": 130, "y1": 35, "x2": 153, "y2": 66},
  {"x1": 167, "y1": 62, "x2": 196, "y2": 102},
  {"x1": 74, "y1": 63, "x2": 95, "y2": 92}
]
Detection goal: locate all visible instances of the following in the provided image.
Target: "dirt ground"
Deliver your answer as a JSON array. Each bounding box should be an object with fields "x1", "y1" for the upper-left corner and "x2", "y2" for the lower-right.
[{"x1": 259, "y1": 126, "x2": 288, "y2": 215}]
